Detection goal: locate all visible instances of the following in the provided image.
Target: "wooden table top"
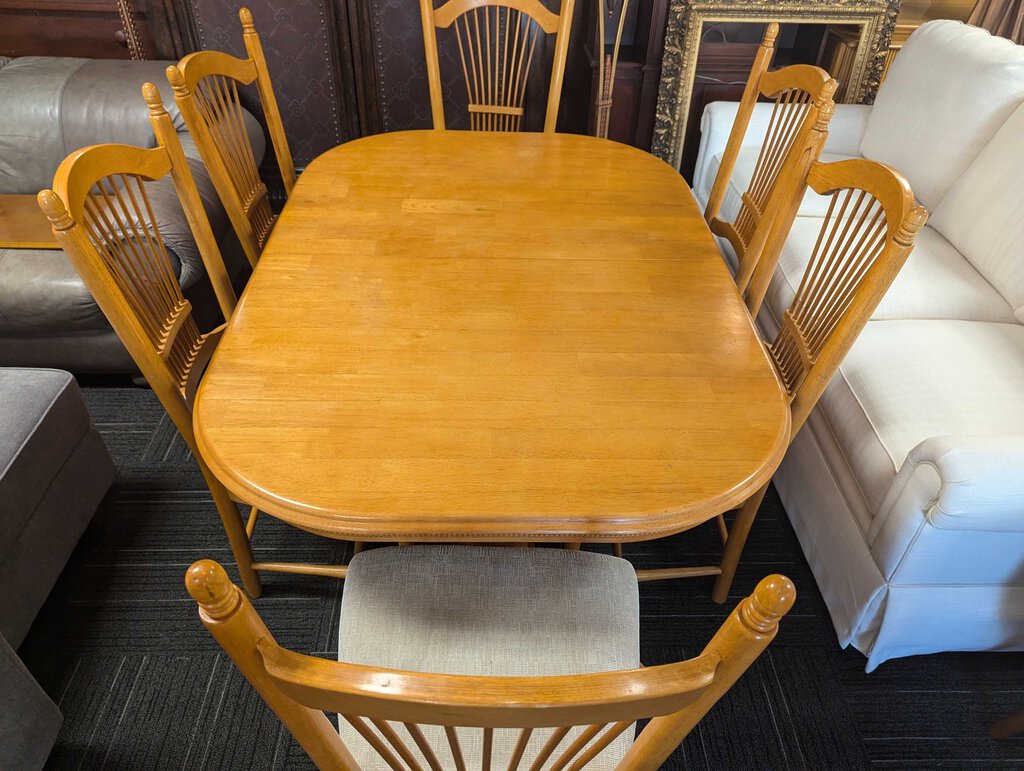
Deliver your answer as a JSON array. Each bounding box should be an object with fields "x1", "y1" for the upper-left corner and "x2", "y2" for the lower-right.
[
  {"x1": 0, "y1": 194, "x2": 59, "y2": 248},
  {"x1": 194, "y1": 131, "x2": 790, "y2": 542}
]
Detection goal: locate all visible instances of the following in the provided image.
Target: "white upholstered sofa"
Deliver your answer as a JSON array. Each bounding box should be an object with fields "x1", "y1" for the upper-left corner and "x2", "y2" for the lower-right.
[{"x1": 692, "y1": 20, "x2": 1024, "y2": 670}]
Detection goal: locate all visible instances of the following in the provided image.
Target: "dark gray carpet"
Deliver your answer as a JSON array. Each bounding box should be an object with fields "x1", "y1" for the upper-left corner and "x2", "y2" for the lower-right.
[{"x1": 18, "y1": 385, "x2": 1024, "y2": 770}]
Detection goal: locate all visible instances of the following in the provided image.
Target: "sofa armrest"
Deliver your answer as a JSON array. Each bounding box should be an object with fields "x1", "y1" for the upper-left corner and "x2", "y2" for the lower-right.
[
  {"x1": 692, "y1": 101, "x2": 872, "y2": 203},
  {"x1": 876, "y1": 436, "x2": 1024, "y2": 534},
  {"x1": 868, "y1": 436, "x2": 1024, "y2": 584}
]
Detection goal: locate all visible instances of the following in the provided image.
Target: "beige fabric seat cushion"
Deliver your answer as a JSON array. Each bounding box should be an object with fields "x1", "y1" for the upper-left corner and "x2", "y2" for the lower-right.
[
  {"x1": 762, "y1": 222, "x2": 1016, "y2": 324},
  {"x1": 815, "y1": 320, "x2": 1024, "y2": 520},
  {"x1": 707, "y1": 149, "x2": 859, "y2": 224},
  {"x1": 337, "y1": 545, "x2": 640, "y2": 770}
]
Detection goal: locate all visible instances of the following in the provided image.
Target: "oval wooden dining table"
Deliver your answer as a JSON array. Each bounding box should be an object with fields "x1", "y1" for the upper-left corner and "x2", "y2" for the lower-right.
[{"x1": 194, "y1": 130, "x2": 790, "y2": 544}]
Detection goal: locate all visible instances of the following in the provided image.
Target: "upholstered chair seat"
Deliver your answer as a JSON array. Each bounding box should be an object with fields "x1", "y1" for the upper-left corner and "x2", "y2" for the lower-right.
[{"x1": 337, "y1": 545, "x2": 640, "y2": 769}]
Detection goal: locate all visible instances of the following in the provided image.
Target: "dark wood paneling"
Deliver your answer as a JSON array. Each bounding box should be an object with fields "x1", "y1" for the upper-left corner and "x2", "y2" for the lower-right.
[{"x1": 0, "y1": 0, "x2": 164, "y2": 59}]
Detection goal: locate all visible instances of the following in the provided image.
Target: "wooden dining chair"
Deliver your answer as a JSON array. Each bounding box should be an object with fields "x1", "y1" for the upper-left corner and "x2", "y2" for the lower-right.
[
  {"x1": 703, "y1": 22, "x2": 838, "y2": 295},
  {"x1": 37, "y1": 85, "x2": 351, "y2": 600},
  {"x1": 419, "y1": 0, "x2": 576, "y2": 132},
  {"x1": 638, "y1": 158, "x2": 928, "y2": 603},
  {"x1": 187, "y1": 547, "x2": 796, "y2": 770},
  {"x1": 167, "y1": 7, "x2": 295, "y2": 268}
]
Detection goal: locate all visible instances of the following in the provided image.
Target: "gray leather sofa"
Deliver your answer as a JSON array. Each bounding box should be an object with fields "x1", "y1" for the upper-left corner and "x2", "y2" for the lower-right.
[
  {"x1": 0, "y1": 368, "x2": 115, "y2": 768},
  {"x1": 0, "y1": 56, "x2": 263, "y2": 373}
]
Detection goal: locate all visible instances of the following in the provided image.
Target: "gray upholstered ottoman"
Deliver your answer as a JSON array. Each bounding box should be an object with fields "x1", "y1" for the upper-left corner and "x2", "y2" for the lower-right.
[{"x1": 0, "y1": 368, "x2": 114, "y2": 769}]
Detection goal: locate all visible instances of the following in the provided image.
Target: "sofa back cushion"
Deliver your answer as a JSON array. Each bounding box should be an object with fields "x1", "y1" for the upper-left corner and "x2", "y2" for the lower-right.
[
  {"x1": 859, "y1": 21, "x2": 1024, "y2": 211},
  {"x1": 0, "y1": 57, "x2": 88, "y2": 195},
  {"x1": 0, "y1": 57, "x2": 201, "y2": 194},
  {"x1": 930, "y1": 102, "x2": 1024, "y2": 322}
]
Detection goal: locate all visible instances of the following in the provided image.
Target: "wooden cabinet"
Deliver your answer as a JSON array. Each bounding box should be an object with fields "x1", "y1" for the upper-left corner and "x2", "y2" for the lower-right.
[{"x1": 0, "y1": 0, "x2": 193, "y2": 60}]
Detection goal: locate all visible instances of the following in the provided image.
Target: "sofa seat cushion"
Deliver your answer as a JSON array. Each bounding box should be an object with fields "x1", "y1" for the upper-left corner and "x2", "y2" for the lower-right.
[
  {"x1": 816, "y1": 320, "x2": 1024, "y2": 518},
  {"x1": 0, "y1": 245, "x2": 184, "y2": 334},
  {"x1": 338, "y1": 545, "x2": 640, "y2": 770},
  {"x1": 0, "y1": 368, "x2": 90, "y2": 553},
  {"x1": 859, "y1": 21, "x2": 1024, "y2": 211},
  {"x1": 707, "y1": 149, "x2": 859, "y2": 223},
  {"x1": 763, "y1": 221, "x2": 1016, "y2": 324},
  {"x1": 930, "y1": 102, "x2": 1024, "y2": 322}
]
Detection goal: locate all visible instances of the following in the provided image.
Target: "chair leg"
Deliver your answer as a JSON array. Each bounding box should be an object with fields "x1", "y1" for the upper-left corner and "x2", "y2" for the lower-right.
[
  {"x1": 613, "y1": 543, "x2": 623, "y2": 558},
  {"x1": 201, "y1": 465, "x2": 262, "y2": 598},
  {"x1": 711, "y1": 484, "x2": 768, "y2": 604}
]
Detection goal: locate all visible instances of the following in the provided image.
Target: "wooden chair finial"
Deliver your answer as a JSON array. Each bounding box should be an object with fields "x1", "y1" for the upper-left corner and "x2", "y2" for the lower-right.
[
  {"x1": 165, "y1": 65, "x2": 188, "y2": 97},
  {"x1": 740, "y1": 574, "x2": 796, "y2": 633},
  {"x1": 142, "y1": 82, "x2": 166, "y2": 115},
  {"x1": 763, "y1": 22, "x2": 780, "y2": 45},
  {"x1": 37, "y1": 190, "x2": 74, "y2": 231},
  {"x1": 186, "y1": 560, "x2": 241, "y2": 619},
  {"x1": 813, "y1": 88, "x2": 837, "y2": 131},
  {"x1": 239, "y1": 7, "x2": 255, "y2": 32},
  {"x1": 896, "y1": 206, "x2": 929, "y2": 246}
]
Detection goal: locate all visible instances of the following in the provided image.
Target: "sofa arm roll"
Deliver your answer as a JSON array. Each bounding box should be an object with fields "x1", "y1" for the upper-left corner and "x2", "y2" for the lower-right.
[{"x1": 879, "y1": 436, "x2": 1024, "y2": 534}]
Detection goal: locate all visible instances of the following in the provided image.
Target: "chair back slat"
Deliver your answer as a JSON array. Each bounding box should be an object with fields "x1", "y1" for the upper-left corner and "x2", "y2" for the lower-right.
[
  {"x1": 168, "y1": 7, "x2": 295, "y2": 267},
  {"x1": 567, "y1": 721, "x2": 632, "y2": 771},
  {"x1": 482, "y1": 726, "x2": 494, "y2": 771},
  {"x1": 407, "y1": 722, "x2": 446, "y2": 771},
  {"x1": 421, "y1": 0, "x2": 575, "y2": 132},
  {"x1": 345, "y1": 715, "x2": 406, "y2": 770},
  {"x1": 81, "y1": 172, "x2": 203, "y2": 389},
  {"x1": 446, "y1": 725, "x2": 469, "y2": 770},
  {"x1": 374, "y1": 719, "x2": 426, "y2": 771},
  {"x1": 507, "y1": 727, "x2": 532, "y2": 771},
  {"x1": 186, "y1": 559, "x2": 796, "y2": 771},
  {"x1": 750, "y1": 158, "x2": 928, "y2": 433},
  {"x1": 529, "y1": 725, "x2": 571, "y2": 770},
  {"x1": 704, "y1": 23, "x2": 837, "y2": 295}
]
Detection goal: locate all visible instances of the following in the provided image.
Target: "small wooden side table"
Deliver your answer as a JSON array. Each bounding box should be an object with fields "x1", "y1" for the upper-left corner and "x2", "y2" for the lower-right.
[{"x1": 0, "y1": 194, "x2": 58, "y2": 249}]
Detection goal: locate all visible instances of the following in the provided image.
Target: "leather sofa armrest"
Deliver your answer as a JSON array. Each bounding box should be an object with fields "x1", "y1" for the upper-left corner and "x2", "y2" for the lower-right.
[{"x1": 692, "y1": 101, "x2": 872, "y2": 204}]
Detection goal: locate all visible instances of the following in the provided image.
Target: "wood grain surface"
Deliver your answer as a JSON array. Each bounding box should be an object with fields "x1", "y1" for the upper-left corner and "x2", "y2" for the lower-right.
[
  {"x1": 194, "y1": 130, "x2": 790, "y2": 542},
  {"x1": 0, "y1": 194, "x2": 60, "y2": 248}
]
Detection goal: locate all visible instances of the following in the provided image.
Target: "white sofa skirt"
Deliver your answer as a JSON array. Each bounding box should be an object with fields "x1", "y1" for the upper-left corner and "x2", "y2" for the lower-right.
[{"x1": 775, "y1": 416, "x2": 1024, "y2": 671}]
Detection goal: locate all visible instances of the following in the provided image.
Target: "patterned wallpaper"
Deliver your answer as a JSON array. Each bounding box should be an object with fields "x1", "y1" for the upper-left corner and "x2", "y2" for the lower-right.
[{"x1": 187, "y1": 0, "x2": 346, "y2": 166}]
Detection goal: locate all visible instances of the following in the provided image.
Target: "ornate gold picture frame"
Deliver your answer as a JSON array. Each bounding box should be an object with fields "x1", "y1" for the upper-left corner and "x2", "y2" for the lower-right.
[{"x1": 651, "y1": 0, "x2": 899, "y2": 169}]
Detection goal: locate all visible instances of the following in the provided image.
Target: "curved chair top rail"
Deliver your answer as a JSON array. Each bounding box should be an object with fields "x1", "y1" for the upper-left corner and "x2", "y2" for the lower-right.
[
  {"x1": 432, "y1": 0, "x2": 562, "y2": 32},
  {"x1": 168, "y1": 48, "x2": 259, "y2": 93},
  {"x1": 759, "y1": 63, "x2": 835, "y2": 100},
  {"x1": 257, "y1": 639, "x2": 721, "y2": 727}
]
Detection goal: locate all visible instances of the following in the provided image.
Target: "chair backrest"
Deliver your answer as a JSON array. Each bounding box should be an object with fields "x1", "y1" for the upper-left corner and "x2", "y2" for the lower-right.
[
  {"x1": 37, "y1": 83, "x2": 235, "y2": 449},
  {"x1": 747, "y1": 158, "x2": 928, "y2": 434},
  {"x1": 704, "y1": 23, "x2": 838, "y2": 291},
  {"x1": 186, "y1": 558, "x2": 795, "y2": 770},
  {"x1": 167, "y1": 7, "x2": 295, "y2": 268},
  {"x1": 419, "y1": 0, "x2": 576, "y2": 132}
]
